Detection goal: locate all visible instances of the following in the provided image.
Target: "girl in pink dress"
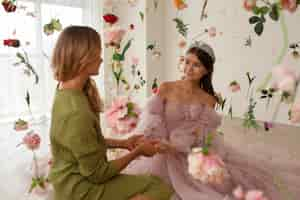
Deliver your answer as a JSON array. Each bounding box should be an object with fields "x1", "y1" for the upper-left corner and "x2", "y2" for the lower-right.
[{"x1": 126, "y1": 42, "x2": 300, "y2": 200}]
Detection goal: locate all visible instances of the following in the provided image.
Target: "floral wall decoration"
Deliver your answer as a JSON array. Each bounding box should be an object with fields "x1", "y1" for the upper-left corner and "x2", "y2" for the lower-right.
[
  {"x1": 165, "y1": 0, "x2": 300, "y2": 131},
  {"x1": 0, "y1": 0, "x2": 67, "y2": 197}
]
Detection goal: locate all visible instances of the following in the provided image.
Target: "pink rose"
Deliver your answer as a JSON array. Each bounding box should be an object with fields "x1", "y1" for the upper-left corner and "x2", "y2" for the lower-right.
[
  {"x1": 178, "y1": 39, "x2": 187, "y2": 49},
  {"x1": 281, "y1": 0, "x2": 298, "y2": 13},
  {"x1": 233, "y1": 186, "x2": 245, "y2": 199},
  {"x1": 290, "y1": 101, "x2": 300, "y2": 123},
  {"x1": 229, "y1": 81, "x2": 241, "y2": 93},
  {"x1": 23, "y1": 133, "x2": 41, "y2": 150},
  {"x1": 245, "y1": 190, "x2": 267, "y2": 200},
  {"x1": 131, "y1": 56, "x2": 139, "y2": 66},
  {"x1": 104, "y1": 26, "x2": 126, "y2": 46},
  {"x1": 243, "y1": 0, "x2": 257, "y2": 11},
  {"x1": 207, "y1": 27, "x2": 217, "y2": 38}
]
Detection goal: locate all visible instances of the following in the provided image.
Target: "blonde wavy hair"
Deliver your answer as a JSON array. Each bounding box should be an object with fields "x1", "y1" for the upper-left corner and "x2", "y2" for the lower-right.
[{"x1": 51, "y1": 25, "x2": 103, "y2": 115}]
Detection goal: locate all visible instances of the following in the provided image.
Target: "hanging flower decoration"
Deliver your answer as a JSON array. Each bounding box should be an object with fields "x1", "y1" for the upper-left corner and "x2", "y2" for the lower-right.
[
  {"x1": 228, "y1": 81, "x2": 241, "y2": 119},
  {"x1": 3, "y1": 39, "x2": 20, "y2": 48},
  {"x1": 289, "y1": 42, "x2": 300, "y2": 59},
  {"x1": 14, "y1": 50, "x2": 39, "y2": 84},
  {"x1": 151, "y1": 78, "x2": 159, "y2": 94},
  {"x1": 14, "y1": 118, "x2": 29, "y2": 131},
  {"x1": 2, "y1": 0, "x2": 16, "y2": 12},
  {"x1": 243, "y1": 97, "x2": 260, "y2": 130},
  {"x1": 43, "y1": 18, "x2": 62, "y2": 36},
  {"x1": 173, "y1": 18, "x2": 189, "y2": 38},
  {"x1": 129, "y1": 23, "x2": 135, "y2": 30},
  {"x1": 207, "y1": 26, "x2": 217, "y2": 38},
  {"x1": 147, "y1": 42, "x2": 162, "y2": 60},
  {"x1": 104, "y1": 26, "x2": 126, "y2": 48},
  {"x1": 229, "y1": 81, "x2": 241, "y2": 93},
  {"x1": 18, "y1": 131, "x2": 41, "y2": 151},
  {"x1": 244, "y1": 0, "x2": 300, "y2": 36},
  {"x1": 243, "y1": 0, "x2": 257, "y2": 12},
  {"x1": 281, "y1": 0, "x2": 298, "y2": 13},
  {"x1": 130, "y1": 56, "x2": 146, "y2": 91},
  {"x1": 178, "y1": 38, "x2": 187, "y2": 49},
  {"x1": 173, "y1": 0, "x2": 188, "y2": 10},
  {"x1": 105, "y1": 96, "x2": 141, "y2": 135},
  {"x1": 103, "y1": 13, "x2": 119, "y2": 25},
  {"x1": 271, "y1": 65, "x2": 300, "y2": 104}
]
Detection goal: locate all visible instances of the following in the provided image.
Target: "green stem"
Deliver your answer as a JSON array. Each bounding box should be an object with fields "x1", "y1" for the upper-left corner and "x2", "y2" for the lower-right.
[{"x1": 257, "y1": 8, "x2": 289, "y2": 92}]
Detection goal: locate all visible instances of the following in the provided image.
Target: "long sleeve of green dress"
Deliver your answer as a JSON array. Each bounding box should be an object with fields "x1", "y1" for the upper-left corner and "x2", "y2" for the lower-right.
[{"x1": 48, "y1": 89, "x2": 173, "y2": 200}]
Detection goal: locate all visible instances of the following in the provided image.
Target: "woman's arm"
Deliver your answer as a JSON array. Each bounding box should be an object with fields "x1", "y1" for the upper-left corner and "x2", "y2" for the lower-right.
[
  {"x1": 110, "y1": 140, "x2": 157, "y2": 172},
  {"x1": 105, "y1": 135, "x2": 144, "y2": 150}
]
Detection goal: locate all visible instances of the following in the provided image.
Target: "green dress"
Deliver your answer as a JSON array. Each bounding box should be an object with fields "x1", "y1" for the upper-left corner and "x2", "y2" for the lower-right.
[{"x1": 48, "y1": 89, "x2": 173, "y2": 200}]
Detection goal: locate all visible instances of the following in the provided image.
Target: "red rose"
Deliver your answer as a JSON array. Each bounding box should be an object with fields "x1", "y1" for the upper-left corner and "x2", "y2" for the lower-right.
[
  {"x1": 103, "y1": 13, "x2": 119, "y2": 25},
  {"x1": 3, "y1": 39, "x2": 20, "y2": 48},
  {"x1": 152, "y1": 87, "x2": 159, "y2": 94}
]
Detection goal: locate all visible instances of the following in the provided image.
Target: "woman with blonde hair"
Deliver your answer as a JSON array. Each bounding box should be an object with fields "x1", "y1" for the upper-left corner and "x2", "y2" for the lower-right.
[{"x1": 48, "y1": 25, "x2": 173, "y2": 200}]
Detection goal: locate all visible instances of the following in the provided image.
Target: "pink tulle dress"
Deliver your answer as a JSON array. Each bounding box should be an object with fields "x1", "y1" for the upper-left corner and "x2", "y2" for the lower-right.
[{"x1": 125, "y1": 95, "x2": 300, "y2": 200}]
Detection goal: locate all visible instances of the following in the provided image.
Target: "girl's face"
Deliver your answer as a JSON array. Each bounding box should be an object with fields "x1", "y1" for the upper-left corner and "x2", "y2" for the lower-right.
[{"x1": 183, "y1": 53, "x2": 207, "y2": 81}]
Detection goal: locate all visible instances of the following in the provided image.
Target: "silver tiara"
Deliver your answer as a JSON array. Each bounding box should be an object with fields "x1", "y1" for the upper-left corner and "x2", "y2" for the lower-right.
[{"x1": 188, "y1": 41, "x2": 215, "y2": 63}]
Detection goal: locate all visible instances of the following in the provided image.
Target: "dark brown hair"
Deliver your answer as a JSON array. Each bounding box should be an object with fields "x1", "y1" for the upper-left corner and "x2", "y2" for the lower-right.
[{"x1": 187, "y1": 47, "x2": 216, "y2": 99}]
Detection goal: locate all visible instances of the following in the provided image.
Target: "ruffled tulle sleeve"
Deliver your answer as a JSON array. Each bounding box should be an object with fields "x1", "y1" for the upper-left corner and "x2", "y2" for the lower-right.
[{"x1": 134, "y1": 95, "x2": 168, "y2": 140}]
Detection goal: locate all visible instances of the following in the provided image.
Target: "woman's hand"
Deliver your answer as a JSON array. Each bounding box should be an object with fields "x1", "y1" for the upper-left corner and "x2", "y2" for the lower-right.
[
  {"x1": 154, "y1": 141, "x2": 176, "y2": 154},
  {"x1": 122, "y1": 135, "x2": 144, "y2": 151},
  {"x1": 135, "y1": 140, "x2": 159, "y2": 157}
]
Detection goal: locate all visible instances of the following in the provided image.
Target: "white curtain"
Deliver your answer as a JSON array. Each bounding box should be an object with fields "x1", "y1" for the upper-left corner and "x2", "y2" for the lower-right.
[{"x1": 0, "y1": 0, "x2": 101, "y2": 122}]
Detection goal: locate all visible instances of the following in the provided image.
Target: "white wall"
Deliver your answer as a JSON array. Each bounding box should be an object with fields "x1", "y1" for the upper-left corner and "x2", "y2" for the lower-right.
[{"x1": 161, "y1": 0, "x2": 300, "y2": 125}]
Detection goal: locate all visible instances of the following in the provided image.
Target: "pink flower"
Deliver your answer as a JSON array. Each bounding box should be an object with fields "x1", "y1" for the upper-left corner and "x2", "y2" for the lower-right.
[
  {"x1": 131, "y1": 56, "x2": 139, "y2": 66},
  {"x1": 277, "y1": 76, "x2": 297, "y2": 93},
  {"x1": 105, "y1": 97, "x2": 140, "y2": 134},
  {"x1": 245, "y1": 190, "x2": 267, "y2": 200},
  {"x1": 178, "y1": 39, "x2": 187, "y2": 49},
  {"x1": 281, "y1": 0, "x2": 298, "y2": 13},
  {"x1": 104, "y1": 26, "x2": 126, "y2": 47},
  {"x1": 104, "y1": 0, "x2": 114, "y2": 7},
  {"x1": 272, "y1": 66, "x2": 300, "y2": 81},
  {"x1": 272, "y1": 65, "x2": 300, "y2": 93},
  {"x1": 188, "y1": 148, "x2": 226, "y2": 184},
  {"x1": 243, "y1": 0, "x2": 256, "y2": 11},
  {"x1": 233, "y1": 186, "x2": 245, "y2": 199},
  {"x1": 22, "y1": 133, "x2": 41, "y2": 150},
  {"x1": 229, "y1": 81, "x2": 241, "y2": 93},
  {"x1": 290, "y1": 101, "x2": 300, "y2": 123},
  {"x1": 207, "y1": 27, "x2": 217, "y2": 38}
]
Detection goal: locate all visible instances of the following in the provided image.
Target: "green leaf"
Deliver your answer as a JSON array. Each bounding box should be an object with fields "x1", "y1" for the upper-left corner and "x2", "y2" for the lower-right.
[
  {"x1": 260, "y1": 6, "x2": 269, "y2": 15},
  {"x1": 254, "y1": 22, "x2": 264, "y2": 36},
  {"x1": 139, "y1": 11, "x2": 144, "y2": 21},
  {"x1": 25, "y1": 91, "x2": 30, "y2": 107},
  {"x1": 147, "y1": 44, "x2": 155, "y2": 50},
  {"x1": 252, "y1": 6, "x2": 260, "y2": 15},
  {"x1": 112, "y1": 53, "x2": 123, "y2": 61},
  {"x1": 249, "y1": 16, "x2": 261, "y2": 24},
  {"x1": 269, "y1": 4, "x2": 279, "y2": 21},
  {"x1": 173, "y1": 18, "x2": 189, "y2": 38},
  {"x1": 297, "y1": 0, "x2": 300, "y2": 5},
  {"x1": 121, "y1": 39, "x2": 132, "y2": 59},
  {"x1": 201, "y1": 147, "x2": 209, "y2": 155},
  {"x1": 205, "y1": 134, "x2": 213, "y2": 146}
]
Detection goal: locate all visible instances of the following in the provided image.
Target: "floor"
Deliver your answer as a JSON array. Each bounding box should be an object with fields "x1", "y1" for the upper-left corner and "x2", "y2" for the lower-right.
[{"x1": 0, "y1": 117, "x2": 299, "y2": 200}]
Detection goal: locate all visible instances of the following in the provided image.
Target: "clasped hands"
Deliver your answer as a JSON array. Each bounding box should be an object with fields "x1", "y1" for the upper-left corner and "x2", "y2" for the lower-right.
[{"x1": 122, "y1": 135, "x2": 173, "y2": 157}]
